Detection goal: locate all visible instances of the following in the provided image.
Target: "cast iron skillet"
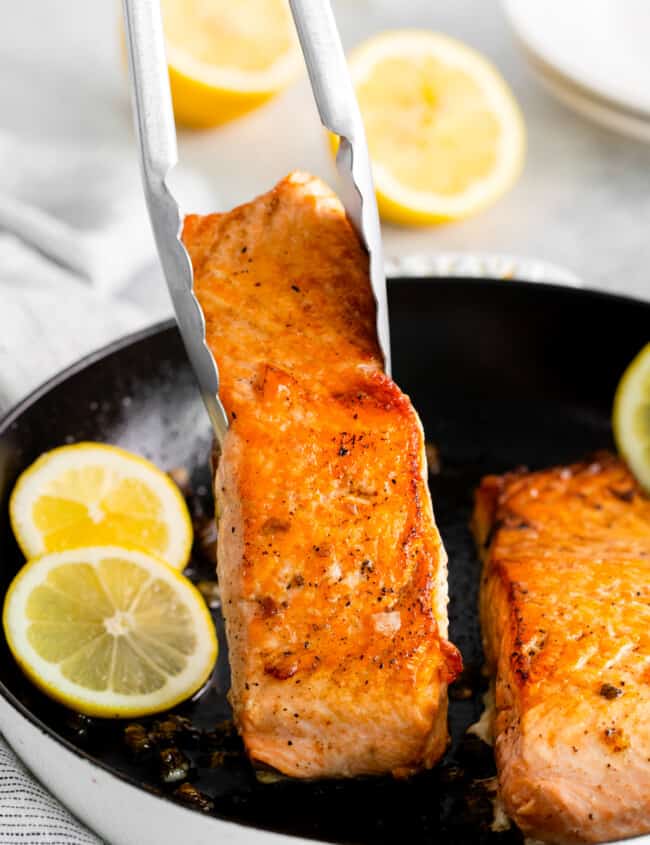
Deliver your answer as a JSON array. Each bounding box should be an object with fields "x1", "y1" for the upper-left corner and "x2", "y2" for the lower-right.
[{"x1": 0, "y1": 278, "x2": 648, "y2": 844}]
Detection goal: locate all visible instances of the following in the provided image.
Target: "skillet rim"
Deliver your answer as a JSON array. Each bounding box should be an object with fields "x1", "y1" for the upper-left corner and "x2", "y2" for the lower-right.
[{"x1": 0, "y1": 276, "x2": 648, "y2": 837}]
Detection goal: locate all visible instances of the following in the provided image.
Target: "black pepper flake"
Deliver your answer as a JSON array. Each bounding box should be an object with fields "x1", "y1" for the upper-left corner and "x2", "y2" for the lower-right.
[
  {"x1": 599, "y1": 683, "x2": 623, "y2": 700},
  {"x1": 241, "y1": 246, "x2": 247, "y2": 253},
  {"x1": 291, "y1": 284, "x2": 300, "y2": 292}
]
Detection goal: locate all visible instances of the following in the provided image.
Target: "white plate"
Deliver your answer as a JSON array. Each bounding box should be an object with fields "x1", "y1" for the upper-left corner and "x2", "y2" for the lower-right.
[
  {"x1": 522, "y1": 56, "x2": 650, "y2": 144},
  {"x1": 502, "y1": 0, "x2": 650, "y2": 117}
]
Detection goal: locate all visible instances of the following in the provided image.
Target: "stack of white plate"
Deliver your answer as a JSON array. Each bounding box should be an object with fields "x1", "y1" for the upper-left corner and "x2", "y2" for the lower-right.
[{"x1": 502, "y1": 0, "x2": 650, "y2": 142}]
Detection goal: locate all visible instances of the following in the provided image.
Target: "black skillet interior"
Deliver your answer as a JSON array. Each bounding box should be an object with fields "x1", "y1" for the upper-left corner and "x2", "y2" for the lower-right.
[{"x1": 0, "y1": 278, "x2": 648, "y2": 844}]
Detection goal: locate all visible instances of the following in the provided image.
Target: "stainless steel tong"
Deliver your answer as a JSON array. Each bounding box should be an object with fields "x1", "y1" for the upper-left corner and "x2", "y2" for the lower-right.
[
  {"x1": 122, "y1": 0, "x2": 230, "y2": 446},
  {"x1": 288, "y1": 0, "x2": 391, "y2": 374},
  {"x1": 122, "y1": 0, "x2": 391, "y2": 448}
]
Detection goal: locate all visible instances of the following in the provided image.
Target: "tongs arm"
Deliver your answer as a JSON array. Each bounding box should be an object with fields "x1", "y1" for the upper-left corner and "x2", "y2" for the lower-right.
[
  {"x1": 122, "y1": 0, "x2": 229, "y2": 445},
  {"x1": 288, "y1": 0, "x2": 391, "y2": 374}
]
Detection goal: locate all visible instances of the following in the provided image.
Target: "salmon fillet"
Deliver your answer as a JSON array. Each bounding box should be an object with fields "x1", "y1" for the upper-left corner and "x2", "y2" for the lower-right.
[
  {"x1": 183, "y1": 172, "x2": 460, "y2": 779},
  {"x1": 473, "y1": 453, "x2": 650, "y2": 843}
]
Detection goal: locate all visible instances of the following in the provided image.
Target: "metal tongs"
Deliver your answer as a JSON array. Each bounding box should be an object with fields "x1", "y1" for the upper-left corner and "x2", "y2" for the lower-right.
[
  {"x1": 288, "y1": 0, "x2": 391, "y2": 374},
  {"x1": 122, "y1": 0, "x2": 391, "y2": 450}
]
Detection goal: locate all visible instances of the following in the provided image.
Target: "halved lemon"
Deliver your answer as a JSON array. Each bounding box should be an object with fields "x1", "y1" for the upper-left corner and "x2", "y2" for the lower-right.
[
  {"x1": 3, "y1": 546, "x2": 217, "y2": 717},
  {"x1": 162, "y1": 0, "x2": 302, "y2": 127},
  {"x1": 10, "y1": 443, "x2": 192, "y2": 570},
  {"x1": 344, "y1": 30, "x2": 526, "y2": 224},
  {"x1": 613, "y1": 343, "x2": 650, "y2": 492}
]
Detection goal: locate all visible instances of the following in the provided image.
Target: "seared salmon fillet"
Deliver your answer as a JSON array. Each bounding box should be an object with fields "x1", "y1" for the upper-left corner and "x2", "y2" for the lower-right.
[
  {"x1": 473, "y1": 453, "x2": 650, "y2": 843},
  {"x1": 183, "y1": 172, "x2": 460, "y2": 779}
]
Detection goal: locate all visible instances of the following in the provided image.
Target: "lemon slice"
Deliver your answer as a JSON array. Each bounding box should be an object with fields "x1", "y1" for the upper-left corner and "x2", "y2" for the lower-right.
[
  {"x1": 344, "y1": 30, "x2": 526, "y2": 224},
  {"x1": 161, "y1": 0, "x2": 302, "y2": 127},
  {"x1": 3, "y1": 546, "x2": 217, "y2": 717},
  {"x1": 613, "y1": 343, "x2": 650, "y2": 492},
  {"x1": 10, "y1": 444, "x2": 192, "y2": 570}
]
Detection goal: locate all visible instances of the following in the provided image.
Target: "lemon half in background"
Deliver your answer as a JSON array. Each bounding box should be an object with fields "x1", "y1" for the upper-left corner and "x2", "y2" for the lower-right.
[
  {"x1": 10, "y1": 443, "x2": 192, "y2": 570},
  {"x1": 3, "y1": 546, "x2": 217, "y2": 717},
  {"x1": 613, "y1": 343, "x2": 650, "y2": 492},
  {"x1": 344, "y1": 30, "x2": 526, "y2": 225},
  {"x1": 162, "y1": 0, "x2": 302, "y2": 127}
]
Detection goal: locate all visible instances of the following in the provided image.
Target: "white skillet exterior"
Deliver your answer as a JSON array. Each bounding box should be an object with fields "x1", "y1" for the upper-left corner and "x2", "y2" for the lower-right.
[
  {"x1": 2, "y1": 687, "x2": 650, "y2": 845},
  {"x1": 0, "y1": 692, "x2": 323, "y2": 845}
]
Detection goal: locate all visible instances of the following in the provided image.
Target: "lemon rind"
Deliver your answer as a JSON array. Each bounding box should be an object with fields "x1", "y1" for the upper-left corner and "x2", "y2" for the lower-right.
[
  {"x1": 9, "y1": 442, "x2": 192, "y2": 570},
  {"x1": 2, "y1": 545, "x2": 217, "y2": 718},
  {"x1": 166, "y1": 42, "x2": 302, "y2": 94},
  {"x1": 347, "y1": 29, "x2": 526, "y2": 223},
  {"x1": 613, "y1": 343, "x2": 650, "y2": 492}
]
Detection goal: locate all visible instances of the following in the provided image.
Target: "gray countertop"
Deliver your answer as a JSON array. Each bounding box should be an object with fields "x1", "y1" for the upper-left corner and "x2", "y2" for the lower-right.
[{"x1": 1, "y1": 0, "x2": 649, "y2": 310}]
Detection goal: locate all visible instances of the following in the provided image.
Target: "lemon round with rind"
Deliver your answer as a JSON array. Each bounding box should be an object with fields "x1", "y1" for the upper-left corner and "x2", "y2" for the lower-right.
[
  {"x1": 162, "y1": 0, "x2": 302, "y2": 128},
  {"x1": 345, "y1": 30, "x2": 526, "y2": 224},
  {"x1": 613, "y1": 342, "x2": 650, "y2": 492},
  {"x1": 9, "y1": 443, "x2": 192, "y2": 571},
  {"x1": 2, "y1": 545, "x2": 217, "y2": 718}
]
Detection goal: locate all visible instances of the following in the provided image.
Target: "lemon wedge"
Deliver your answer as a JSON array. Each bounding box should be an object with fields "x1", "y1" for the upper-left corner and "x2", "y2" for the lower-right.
[
  {"x1": 344, "y1": 30, "x2": 526, "y2": 224},
  {"x1": 161, "y1": 0, "x2": 302, "y2": 127},
  {"x1": 2, "y1": 546, "x2": 217, "y2": 717},
  {"x1": 613, "y1": 343, "x2": 650, "y2": 492},
  {"x1": 10, "y1": 443, "x2": 192, "y2": 570}
]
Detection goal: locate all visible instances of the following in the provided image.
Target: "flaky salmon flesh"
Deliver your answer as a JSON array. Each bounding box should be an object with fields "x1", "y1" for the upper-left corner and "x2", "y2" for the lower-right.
[
  {"x1": 183, "y1": 172, "x2": 461, "y2": 779},
  {"x1": 473, "y1": 453, "x2": 650, "y2": 844}
]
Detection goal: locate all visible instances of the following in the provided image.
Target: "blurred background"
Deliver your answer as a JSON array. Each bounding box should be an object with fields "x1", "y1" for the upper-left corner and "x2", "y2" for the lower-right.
[{"x1": 1, "y1": 0, "x2": 650, "y2": 409}]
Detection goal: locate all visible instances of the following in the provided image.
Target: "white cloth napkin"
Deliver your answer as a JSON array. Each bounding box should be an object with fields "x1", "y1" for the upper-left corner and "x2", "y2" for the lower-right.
[
  {"x1": 0, "y1": 131, "x2": 216, "y2": 293},
  {"x1": 0, "y1": 742, "x2": 100, "y2": 844},
  {"x1": 0, "y1": 132, "x2": 220, "y2": 416}
]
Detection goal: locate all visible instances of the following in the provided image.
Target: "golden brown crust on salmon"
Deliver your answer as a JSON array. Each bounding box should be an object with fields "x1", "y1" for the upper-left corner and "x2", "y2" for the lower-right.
[
  {"x1": 473, "y1": 453, "x2": 650, "y2": 843},
  {"x1": 184, "y1": 172, "x2": 460, "y2": 779}
]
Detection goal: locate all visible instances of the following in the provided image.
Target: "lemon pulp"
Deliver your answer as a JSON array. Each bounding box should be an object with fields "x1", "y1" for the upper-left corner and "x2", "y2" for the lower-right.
[
  {"x1": 346, "y1": 30, "x2": 526, "y2": 224},
  {"x1": 3, "y1": 547, "x2": 217, "y2": 717},
  {"x1": 161, "y1": 0, "x2": 301, "y2": 127},
  {"x1": 10, "y1": 443, "x2": 192, "y2": 570}
]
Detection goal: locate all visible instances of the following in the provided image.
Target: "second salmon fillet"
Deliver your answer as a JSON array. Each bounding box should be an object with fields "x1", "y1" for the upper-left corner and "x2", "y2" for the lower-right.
[
  {"x1": 473, "y1": 454, "x2": 650, "y2": 843},
  {"x1": 183, "y1": 172, "x2": 460, "y2": 778}
]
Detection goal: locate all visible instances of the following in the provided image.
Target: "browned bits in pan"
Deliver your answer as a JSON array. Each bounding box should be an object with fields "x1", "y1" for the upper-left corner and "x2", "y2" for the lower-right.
[
  {"x1": 167, "y1": 466, "x2": 191, "y2": 496},
  {"x1": 425, "y1": 441, "x2": 442, "y2": 476},
  {"x1": 124, "y1": 723, "x2": 154, "y2": 757},
  {"x1": 158, "y1": 746, "x2": 192, "y2": 783},
  {"x1": 172, "y1": 782, "x2": 214, "y2": 813},
  {"x1": 197, "y1": 580, "x2": 221, "y2": 609}
]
